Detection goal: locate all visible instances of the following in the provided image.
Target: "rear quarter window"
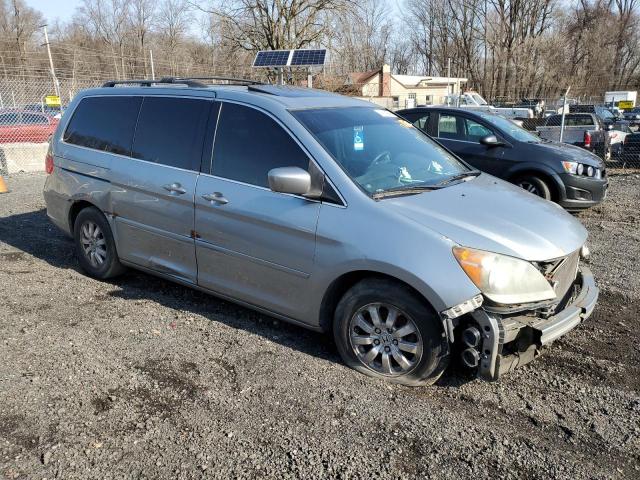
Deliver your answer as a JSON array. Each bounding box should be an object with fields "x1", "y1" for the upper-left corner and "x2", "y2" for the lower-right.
[{"x1": 63, "y1": 96, "x2": 142, "y2": 155}]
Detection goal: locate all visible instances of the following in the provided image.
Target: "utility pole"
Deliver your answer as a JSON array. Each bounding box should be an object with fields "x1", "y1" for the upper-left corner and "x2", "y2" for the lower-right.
[
  {"x1": 149, "y1": 49, "x2": 155, "y2": 80},
  {"x1": 560, "y1": 86, "x2": 571, "y2": 143},
  {"x1": 41, "y1": 24, "x2": 60, "y2": 98}
]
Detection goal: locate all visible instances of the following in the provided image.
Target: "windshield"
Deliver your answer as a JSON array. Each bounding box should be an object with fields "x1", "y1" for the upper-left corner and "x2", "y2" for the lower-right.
[
  {"x1": 292, "y1": 107, "x2": 471, "y2": 195},
  {"x1": 599, "y1": 109, "x2": 614, "y2": 119},
  {"x1": 470, "y1": 93, "x2": 488, "y2": 105},
  {"x1": 478, "y1": 112, "x2": 542, "y2": 142}
]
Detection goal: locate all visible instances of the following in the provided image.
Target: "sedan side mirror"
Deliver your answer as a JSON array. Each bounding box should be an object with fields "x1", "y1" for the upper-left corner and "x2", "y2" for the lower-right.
[
  {"x1": 479, "y1": 135, "x2": 503, "y2": 147},
  {"x1": 268, "y1": 167, "x2": 311, "y2": 195}
]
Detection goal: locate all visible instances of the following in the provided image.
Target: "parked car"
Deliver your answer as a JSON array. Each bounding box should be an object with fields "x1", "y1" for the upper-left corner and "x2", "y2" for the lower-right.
[
  {"x1": 440, "y1": 92, "x2": 534, "y2": 119},
  {"x1": 23, "y1": 103, "x2": 64, "y2": 118},
  {"x1": 0, "y1": 110, "x2": 59, "y2": 143},
  {"x1": 620, "y1": 132, "x2": 640, "y2": 165},
  {"x1": 623, "y1": 107, "x2": 640, "y2": 128},
  {"x1": 536, "y1": 113, "x2": 609, "y2": 159},
  {"x1": 608, "y1": 122, "x2": 633, "y2": 159},
  {"x1": 43, "y1": 79, "x2": 598, "y2": 386},
  {"x1": 397, "y1": 107, "x2": 608, "y2": 211}
]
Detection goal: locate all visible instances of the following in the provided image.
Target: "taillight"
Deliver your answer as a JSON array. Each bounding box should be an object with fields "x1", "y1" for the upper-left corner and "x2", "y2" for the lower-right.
[
  {"x1": 45, "y1": 150, "x2": 54, "y2": 174},
  {"x1": 584, "y1": 131, "x2": 592, "y2": 148}
]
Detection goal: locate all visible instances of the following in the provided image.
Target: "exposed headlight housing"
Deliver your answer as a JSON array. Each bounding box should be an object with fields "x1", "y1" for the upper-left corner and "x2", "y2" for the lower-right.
[{"x1": 453, "y1": 247, "x2": 556, "y2": 305}]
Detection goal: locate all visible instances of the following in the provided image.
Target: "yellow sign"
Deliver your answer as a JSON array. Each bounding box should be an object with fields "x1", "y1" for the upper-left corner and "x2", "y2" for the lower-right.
[
  {"x1": 618, "y1": 100, "x2": 634, "y2": 110},
  {"x1": 45, "y1": 95, "x2": 61, "y2": 107}
]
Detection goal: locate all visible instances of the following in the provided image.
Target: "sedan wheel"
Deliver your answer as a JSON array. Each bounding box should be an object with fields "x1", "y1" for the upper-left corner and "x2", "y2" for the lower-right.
[
  {"x1": 518, "y1": 180, "x2": 540, "y2": 195},
  {"x1": 515, "y1": 175, "x2": 551, "y2": 200}
]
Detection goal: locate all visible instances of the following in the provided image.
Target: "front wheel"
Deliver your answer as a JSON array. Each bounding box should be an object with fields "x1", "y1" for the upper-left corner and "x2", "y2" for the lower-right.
[
  {"x1": 73, "y1": 207, "x2": 125, "y2": 279},
  {"x1": 333, "y1": 278, "x2": 449, "y2": 386},
  {"x1": 516, "y1": 175, "x2": 551, "y2": 200}
]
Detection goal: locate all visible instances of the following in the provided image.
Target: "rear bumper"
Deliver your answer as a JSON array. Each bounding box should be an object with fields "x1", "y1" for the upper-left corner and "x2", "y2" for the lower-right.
[{"x1": 471, "y1": 266, "x2": 598, "y2": 381}]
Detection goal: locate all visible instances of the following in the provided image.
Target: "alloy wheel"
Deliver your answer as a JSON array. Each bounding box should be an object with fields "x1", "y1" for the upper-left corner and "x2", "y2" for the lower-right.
[
  {"x1": 519, "y1": 181, "x2": 540, "y2": 196},
  {"x1": 348, "y1": 303, "x2": 423, "y2": 376}
]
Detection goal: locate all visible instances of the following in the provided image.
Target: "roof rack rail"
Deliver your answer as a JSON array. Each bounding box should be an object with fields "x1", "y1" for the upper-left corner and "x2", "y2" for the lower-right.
[
  {"x1": 175, "y1": 76, "x2": 263, "y2": 85},
  {"x1": 101, "y1": 78, "x2": 207, "y2": 88}
]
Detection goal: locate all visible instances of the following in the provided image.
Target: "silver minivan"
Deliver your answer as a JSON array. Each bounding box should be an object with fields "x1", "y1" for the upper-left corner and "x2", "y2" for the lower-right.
[{"x1": 43, "y1": 78, "x2": 598, "y2": 386}]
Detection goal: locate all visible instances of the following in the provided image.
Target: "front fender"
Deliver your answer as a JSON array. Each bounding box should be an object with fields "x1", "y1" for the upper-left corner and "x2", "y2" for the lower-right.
[{"x1": 506, "y1": 163, "x2": 566, "y2": 198}]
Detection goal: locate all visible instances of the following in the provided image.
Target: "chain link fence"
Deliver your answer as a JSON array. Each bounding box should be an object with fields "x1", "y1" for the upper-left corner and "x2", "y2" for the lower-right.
[
  {"x1": 0, "y1": 76, "x2": 101, "y2": 175},
  {"x1": 1, "y1": 74, "x2": 638, "y2": 175}
]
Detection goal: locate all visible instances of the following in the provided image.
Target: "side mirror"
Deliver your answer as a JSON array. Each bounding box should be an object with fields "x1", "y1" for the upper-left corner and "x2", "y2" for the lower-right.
[
  {"x1": 268, "y1": 167, "x2": 311, "y2": 195},
  {"x1": 606, "y1": 124, "x2": 614, "y2": 131},
  {"x1": 479, "y1": 135, "x2": 503, "y2": 147}
]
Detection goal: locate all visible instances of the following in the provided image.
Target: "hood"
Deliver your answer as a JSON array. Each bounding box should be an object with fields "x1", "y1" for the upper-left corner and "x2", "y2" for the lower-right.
[
  {"x1": 532, "y1": 141, "x2": 602, "y2": 167},
  {"x1": 384, "y1": 174, "x2": 587, "y2": 262}
]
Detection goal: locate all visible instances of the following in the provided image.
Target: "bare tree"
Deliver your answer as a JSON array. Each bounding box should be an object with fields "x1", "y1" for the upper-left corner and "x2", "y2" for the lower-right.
[
  {"x1": 129, "y1": 0, "x2": 156, "y2": 77},
  {"x1": 196, "y1": 0, "x2": 353, "y2": 51}
]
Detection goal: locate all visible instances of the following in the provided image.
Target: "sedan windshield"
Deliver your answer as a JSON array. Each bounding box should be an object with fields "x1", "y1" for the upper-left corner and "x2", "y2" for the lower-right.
[
  {"x1": 292, "y1": 107, "x2": 471, "y2": 195},
  {"x1": 478, "y1": 113, "x2": 542, "y2": 143}
]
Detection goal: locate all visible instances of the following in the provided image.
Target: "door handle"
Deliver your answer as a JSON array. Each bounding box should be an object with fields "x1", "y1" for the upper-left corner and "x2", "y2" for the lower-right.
[
  {"x1": 201, "y1": 192, "x2": 228, "y2": 205},
  {"x1": 163, "y1": 183, "x2": 187, "y2": 194}
]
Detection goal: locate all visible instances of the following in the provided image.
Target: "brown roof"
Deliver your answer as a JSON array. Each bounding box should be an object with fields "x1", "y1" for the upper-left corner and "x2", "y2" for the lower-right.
[{"x1": 349, "y1": 69, "x2": 379, "y2": 85}]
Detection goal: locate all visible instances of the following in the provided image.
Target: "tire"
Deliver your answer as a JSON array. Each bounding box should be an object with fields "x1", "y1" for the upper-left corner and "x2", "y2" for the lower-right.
[
  {"x1": 73, "y1": 206, "x2": 125, "y2": 279},
  {"x1": 516, "y1": 175, "x2": 551, "y2": 200},
  {"x1": 333, "y1": 278, "x2": 449, "y2": 387}
]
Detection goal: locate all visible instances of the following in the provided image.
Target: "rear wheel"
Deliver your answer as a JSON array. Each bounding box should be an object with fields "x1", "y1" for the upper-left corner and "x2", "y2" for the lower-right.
[
  {"x1": 516, "y1": 175, "x2": 551, "y2": 200},
  {"x1": 73, "y1": 207, "x2": 125, "y2": 279},
  {"x1": 333, "y1": 278, "x2": 449, "y2": 386}
]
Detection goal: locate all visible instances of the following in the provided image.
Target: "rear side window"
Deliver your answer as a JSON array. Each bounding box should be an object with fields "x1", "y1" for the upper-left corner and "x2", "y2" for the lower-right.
[
  {"x1": 64, "y1": 96, "x2": 142, "y2": 155},
  {"x1": 131, "y1": 97, "x2": 212, "y2": 170},
  {"x1": 438, "y1": 114, "x2": 465, "y2": 140},
  {"x1": 401, "y1": 111, "x2": 430, "y2": 131},
  {"x1": 211, "y1": 103, "x2": 309, "y2": 187}
]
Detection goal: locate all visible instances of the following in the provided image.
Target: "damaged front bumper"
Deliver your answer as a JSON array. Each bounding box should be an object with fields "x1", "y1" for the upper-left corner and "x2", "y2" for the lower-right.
[{"x1": 468, "y1": 266, "x2": 598, "y2": 381}]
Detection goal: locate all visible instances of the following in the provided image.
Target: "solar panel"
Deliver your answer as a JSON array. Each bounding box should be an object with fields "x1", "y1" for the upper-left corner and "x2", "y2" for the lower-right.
[
  {"x1": 253, "y1": 50, "x2": 291, "y2": 68},
  {"x1": 290, "y1": 49, "x2": 326, "y2": 66}
]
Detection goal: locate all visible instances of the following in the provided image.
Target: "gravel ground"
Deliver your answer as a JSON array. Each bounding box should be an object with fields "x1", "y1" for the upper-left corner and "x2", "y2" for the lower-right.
[{"x1": 1, "y1": 172, "x2": 639, "y2": 479}]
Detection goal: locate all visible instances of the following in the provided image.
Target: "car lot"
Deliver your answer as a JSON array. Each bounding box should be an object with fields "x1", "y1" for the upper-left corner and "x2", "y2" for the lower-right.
[{"x1": 1, "y1": 172, "x2": 639, "y2": 479}]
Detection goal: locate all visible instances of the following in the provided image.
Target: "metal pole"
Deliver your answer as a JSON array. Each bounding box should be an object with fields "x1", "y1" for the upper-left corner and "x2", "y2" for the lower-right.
[
  {"x1": 559, "y1": 86, "x2": 571, "y2": 143},
  {"x1": 447, "y1": 57, "x2": 451, "y2": 101},
  {"x1": 41, "y1": 24, "x2": 60, "y2": 98},
  {"x1": 149, "y1": 49, "x2": 155, "y2": 80}
]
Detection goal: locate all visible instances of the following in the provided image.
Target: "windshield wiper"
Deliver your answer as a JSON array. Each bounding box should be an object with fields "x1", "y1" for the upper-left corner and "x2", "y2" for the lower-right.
[
  {"x1": 434, "y1": 170, "x2": 481, "y2": 187},
  {"x1": 372, "y1": 184, "x2": 441, "y2": 200}
]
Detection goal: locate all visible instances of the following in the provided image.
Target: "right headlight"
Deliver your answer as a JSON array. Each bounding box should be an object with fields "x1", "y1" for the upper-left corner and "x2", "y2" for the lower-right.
[{"x1": 453, "y1": 247, "x2": 556, "y2": 305}]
